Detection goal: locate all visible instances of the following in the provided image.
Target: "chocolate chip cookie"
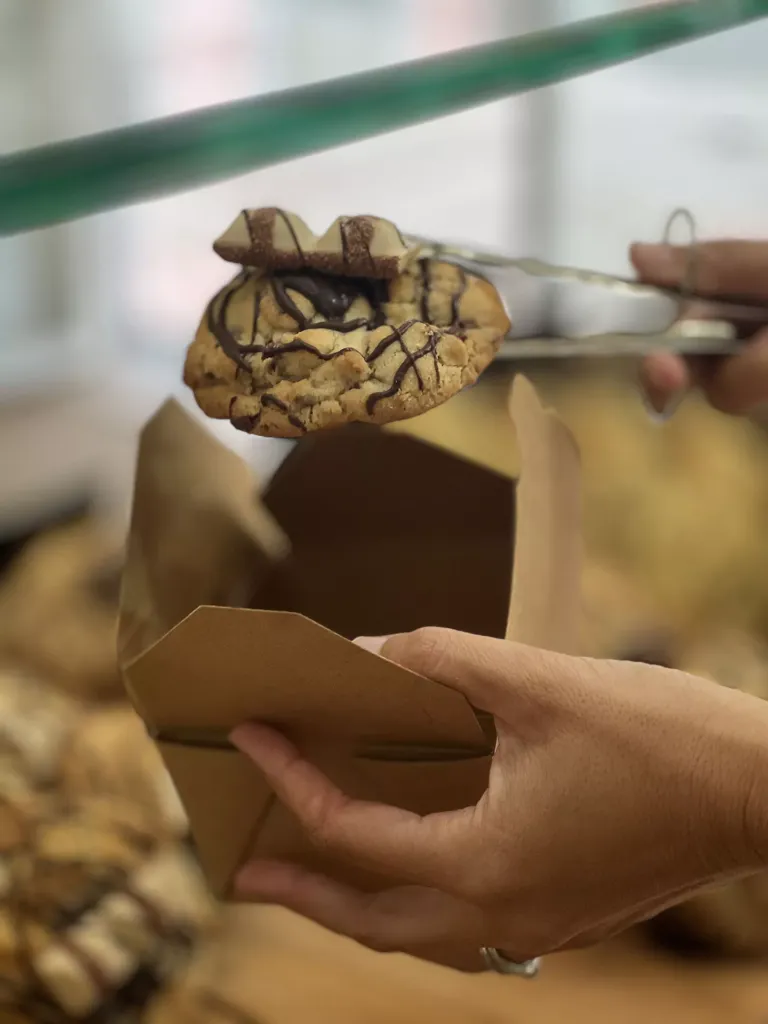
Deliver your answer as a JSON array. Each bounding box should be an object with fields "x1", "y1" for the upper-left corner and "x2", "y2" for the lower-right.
[{"x1": 184, "y1": 210, "x2": 510, "y2": 437}]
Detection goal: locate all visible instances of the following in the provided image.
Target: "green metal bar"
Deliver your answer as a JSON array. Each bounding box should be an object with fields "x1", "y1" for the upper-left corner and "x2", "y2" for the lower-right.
[{"x1": 1, "y1": 0, "x2": 767, "y2": 236}]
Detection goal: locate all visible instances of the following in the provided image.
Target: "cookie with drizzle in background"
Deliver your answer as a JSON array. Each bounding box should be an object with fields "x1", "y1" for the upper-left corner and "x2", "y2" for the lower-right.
[{"x1": 184, "y1": 208, "x2": 510, "y2": 437}]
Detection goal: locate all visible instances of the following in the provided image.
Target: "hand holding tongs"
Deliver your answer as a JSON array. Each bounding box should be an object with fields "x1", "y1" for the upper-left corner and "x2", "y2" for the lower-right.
[{"x1": 408, "y1": 224, "x2": 768, "y2": 361}]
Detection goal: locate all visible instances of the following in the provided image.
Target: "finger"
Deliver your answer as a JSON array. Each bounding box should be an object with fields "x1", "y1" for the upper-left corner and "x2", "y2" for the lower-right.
[
  {"x1": 235, "y1": 858, "x2": 487, "y2": 965},
  {"x1": 631, "y1": 240, "x2": 768, "y2": 300},
  {"x1": 701, "y1": 330, "x2": 768, "y2": 414},
  {"x1": 638, "y1": 353, "x2": 690, "y2": 417},
  {"x1": 230, "y1": 723, "x2": 475, "y2": 887},
  {"x1": 372, "y1": 628, "x2": 579, "y2": 715}
]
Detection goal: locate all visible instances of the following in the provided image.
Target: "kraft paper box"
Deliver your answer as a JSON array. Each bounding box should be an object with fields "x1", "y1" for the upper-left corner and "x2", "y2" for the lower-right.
[{"x1": 118, "y1": 376, "x2": 582, "y2": 899}]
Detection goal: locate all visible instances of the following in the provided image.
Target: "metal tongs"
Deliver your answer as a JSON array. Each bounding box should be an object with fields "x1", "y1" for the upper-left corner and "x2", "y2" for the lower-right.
[{"x1": 407, "y1": 214, "x2": 768, "y2": 361}]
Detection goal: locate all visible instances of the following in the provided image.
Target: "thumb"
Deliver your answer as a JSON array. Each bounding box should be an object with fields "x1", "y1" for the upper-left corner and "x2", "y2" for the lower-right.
[
  {"x1": 356, "y1": 628, "x2": 578, "y2": 715},
  {"x1": 631, "y1": 240, "x2": 768, "y2": 301}
]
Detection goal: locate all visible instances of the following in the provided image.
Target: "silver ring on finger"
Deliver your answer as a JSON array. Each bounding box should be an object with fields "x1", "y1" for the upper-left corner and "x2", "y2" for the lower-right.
[{"x1": 481, "y1": 947, "x2": 542, "y2": 978}]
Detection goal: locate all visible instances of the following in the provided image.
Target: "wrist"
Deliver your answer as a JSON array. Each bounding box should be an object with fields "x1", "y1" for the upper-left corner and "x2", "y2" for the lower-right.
[
  {"x1": 738, "y1": 712, "x2": 768, "y2": 872},
  {"x1": 702, "y1": 691, "x2": 768, "y2": 877}
]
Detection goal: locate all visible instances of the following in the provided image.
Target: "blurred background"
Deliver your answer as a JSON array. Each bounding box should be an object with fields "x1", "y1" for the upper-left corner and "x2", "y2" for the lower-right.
[
  {"x1": 4, "y1": 0, "x2": 768, "y2": 529},
  {"x1": 5, "y1": 2, "x2": 768, "y2": 1022}
]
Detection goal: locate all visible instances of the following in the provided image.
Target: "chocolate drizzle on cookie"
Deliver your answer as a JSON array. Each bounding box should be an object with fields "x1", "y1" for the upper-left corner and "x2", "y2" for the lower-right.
[
  {"x1": 450, "y1": 268, "x2": 468, "y2": 330},
  {"x1": 190, "y1": 207, "x2": 512, "y2": 435},
  {"x1": 206, "y1": 268, "x2": 392, "y2": 378},
  {"x1": 242, "y1": 207, "x2": 308, "y2": 265},
  {"x1": 206, "y1": 274, "x2": 251, "y2": 373},
  {"x1": 272, "y1": 209, "x2": 306, "y2": 260},
  {"x1": 208, "y1": 265, "x2": 452, "y2": 428},
  {"x1": 208, "y1": 260, "x2": 450, "y2": 358},
  {"x1": 199, "y1": 250, "x2": 493, "y2": 435},
  {"x1": 339, "y1": 216, "x2": 377, "y2": 274},
  {"x1": 270, "y1": 272, "x2": 388, "y2": 332},
  {"x1": 419, "y1": 262, "x2": 431, "y2": 322},
  {"x1": 365, "y1": 324, "x2": 441, "y2": 413},
  {"x1": 261, "y1": 395, "x2": 304, "y2": 434}
]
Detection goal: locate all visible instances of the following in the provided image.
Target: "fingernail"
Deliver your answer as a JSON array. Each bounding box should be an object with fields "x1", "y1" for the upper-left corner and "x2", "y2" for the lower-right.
[
  {"x1": 641, "y1": 388, "x2": 684, "y2": 423},
  {"x1": 229, "y1": 724, "x2": 250, "y2": 748},
  {"x1": 632, "y1": 242, "x2": 672, "y2": 258},
  {"x1": 631, "y1": 242, "x2": 678, "y2": 271},
  {"x1": 229, "y1": 721, "x2": 276, "y2": 750},
  {"x1": 233, "y1": 870, "x2": 271, "y2": 902},
  {"x1": 353, "y1": 636, "x2": 389, "y2": 655}
]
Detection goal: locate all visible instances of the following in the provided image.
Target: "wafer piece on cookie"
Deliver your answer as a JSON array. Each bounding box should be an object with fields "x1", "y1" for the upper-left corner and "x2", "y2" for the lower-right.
[
  {"x1": 185, "y1": 252, "x2": 509, "y2": 436},
  {"x1": 310, "y1": 215, "x2": 418, "y2": 278},
  {"x1": 213, "y1": 208, "x2": 420, "y2": 279},
  {"x1": 213, "y1": 208, "x2": 316, "y2": 272}
]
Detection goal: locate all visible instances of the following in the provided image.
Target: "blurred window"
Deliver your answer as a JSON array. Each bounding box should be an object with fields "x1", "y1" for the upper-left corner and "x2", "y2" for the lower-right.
[
  {"x1": 550, "y1": 0, "x2": 768, "y2": 268},
  {"x1": 2, "y1": 0, "x2": 768, "y2": 389}
]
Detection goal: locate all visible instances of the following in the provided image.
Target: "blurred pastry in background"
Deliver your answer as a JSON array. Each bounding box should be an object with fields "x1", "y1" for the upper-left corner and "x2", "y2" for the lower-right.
[
  {"x1": 0, "y1": 760, "x2": 51, "y2": 861},
  {"x1": 0, "y1": 670, "x2": 209, "y2": 1019},
  {"x1": 580, "y1": 558, "x2": 674, "y2": 662},
  {"x1": 650, "y1": 630, "x2": 768, "y2": 957},
  {"x1": 0, "y1": 665, "x2": 82, "y2": 788},
  {"x1": 0, "y1": 795, "x2": 213, "y2": 1022},
  {"x1": 0, "y1": 666, "x2": 82, "y2": 856},
  {"x1": 61, "y1": 706, "x2": 188, "y2": 838},
  {"x1": 651, "y1": 877, "x2": 768, "y2": 959},
  {"x1": 0, "y1": 518, "x2": 124, "y2": 700},
  {"x1": 676, "y1": 629, "x2": 768, "y2": 700},
  {"x1": 550, "y1": 374, "x2": 768, "y2": 641}
]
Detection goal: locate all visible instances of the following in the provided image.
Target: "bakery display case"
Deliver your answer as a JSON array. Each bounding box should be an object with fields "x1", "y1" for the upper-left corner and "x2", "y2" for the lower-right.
[
  {"x1": 4, "y1": 2, "x2": 768, "y2": 1021},
  {"x1": 0, "y1": 0, "x2": 552, "y2": 535},
  {"x1": 5, "y1": 0, "x2": 768, "y2": 523}
]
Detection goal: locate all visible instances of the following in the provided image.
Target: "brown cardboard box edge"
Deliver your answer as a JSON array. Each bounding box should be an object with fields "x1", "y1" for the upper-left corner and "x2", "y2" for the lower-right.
[{"x1": 118, "y1": 375, "x2": 581, "y2": 899}]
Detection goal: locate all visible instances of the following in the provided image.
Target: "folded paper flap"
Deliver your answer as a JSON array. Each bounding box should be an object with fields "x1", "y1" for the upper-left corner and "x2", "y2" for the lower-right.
[
  {"x1": 127, "y1": 607, "x2": 487, "y2": 748},
  {"x1": 122, "y1": 377, "x2": 582, "y2": 900},
  {"x1": 154, "y1": 729, "x2": 485, "y2": 761},
  {"x1": 132, "y1": 398, "x2": 287, "y2": 549},
  {"x1": 158, "y1": 743, "x2": 269, "y2": 898},
  {"x1": 507, "y1": 376, "x2": 582, "y2": 654},
  {"x1": 160, "y1": 744, "x2": 493, "y2": 899},
  {"x1": 118, "y1": 399, "x2": 289, "y2": 667}
]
